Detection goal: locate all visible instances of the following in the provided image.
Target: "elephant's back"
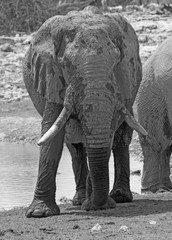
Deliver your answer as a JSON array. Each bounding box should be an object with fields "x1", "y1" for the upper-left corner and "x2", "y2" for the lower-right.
[
  {"x1": 137, "y1": 37, "x2": 172, "y2": 146},
  {"x1": 153, "y1": 36, "x2": 172, "y2": 127},
  {"x1": 138, "y1": 36, "x2": 172, "y2": 106},
  {"x1": 152, "y1": 36, "x2": 172, "y2": 88}
]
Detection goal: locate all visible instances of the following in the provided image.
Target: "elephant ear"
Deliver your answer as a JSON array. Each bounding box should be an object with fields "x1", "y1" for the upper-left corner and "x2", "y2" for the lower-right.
[
  {"x1": 107, "y1": 13, "x2": 142, "y2": 103},
  {"x1": 29, "y1": 15, "x2": 66, "y2": 104}
]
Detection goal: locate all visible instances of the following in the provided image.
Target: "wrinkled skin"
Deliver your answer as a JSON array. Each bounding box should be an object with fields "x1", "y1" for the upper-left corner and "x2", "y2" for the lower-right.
[
  {"x1": 23, "y1": 6, "x2": 143, "y2": 218},
  {"x1": 137, "y1": 36, "x2": 172, "y2": 193}
]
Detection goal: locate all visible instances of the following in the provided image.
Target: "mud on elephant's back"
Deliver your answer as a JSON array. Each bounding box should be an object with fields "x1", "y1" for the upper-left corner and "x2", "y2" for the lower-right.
[{"x1": 23, "y1": 6, "x2": 144, "y2": 217}]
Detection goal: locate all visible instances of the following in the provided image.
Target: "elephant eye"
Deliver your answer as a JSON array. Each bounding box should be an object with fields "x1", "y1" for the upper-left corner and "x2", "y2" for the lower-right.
[
  {"x1": 58, "y1": 57, "x2": 70, "y2": 69},
  {"x1": 65, "y1": 29, "x2": 76, "y2": 43},
  {"x1": 81, "y1": 39, "x2": 85, "y2": 44}
]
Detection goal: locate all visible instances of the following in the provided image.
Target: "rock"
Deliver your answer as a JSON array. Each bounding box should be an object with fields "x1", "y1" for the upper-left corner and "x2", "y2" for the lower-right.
[
  {"x1": 91, "y1": 223, "x2": 102, "y2": 233},
  {"x1": 138, "y1": 35, "x2": 149, "y2": 43},
  {"x1": 4, "y1": 84, "x2": 12, "y2": 89},
  {"x1": 73, "y1": 224, "x2": 80, "y2": 229},
  {"x1": 14, "y1": 34, "x2": 22, "y2": 43},
  {"x1": 0, "y1": 133, "x2": 6, "y2": 141},
  {"x1": 119, "y1": 225, "x2": 129, "y2": 232},
  {"x1": 4, "y1": 92, "x2": 12, "y2": 99},
  {"x1": 59, "y1": 196, "x2": 72, "y2": 204},
  {"x1": 0, "y1": 43, "x2": 14, "y2": 52},
  {"x1": 19, "y1": 136, "x2": 26, "y2": 140},
  {"x1": 149, "y1": 220, "x2": 156, "y2": 225}
]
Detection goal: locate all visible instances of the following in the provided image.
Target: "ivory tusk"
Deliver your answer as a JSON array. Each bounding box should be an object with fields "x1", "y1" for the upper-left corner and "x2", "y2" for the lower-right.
[
  {"x1": 119, "y1": 105, "x2": 148, "y2": 136},
  {"x1": 37, "y1": 106, "x2": 72, "y2": 146}
]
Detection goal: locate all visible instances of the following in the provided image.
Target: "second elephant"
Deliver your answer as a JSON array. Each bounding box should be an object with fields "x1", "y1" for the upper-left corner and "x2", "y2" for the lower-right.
[{"x1": 137, "y1": 36, "x2": 172, "y2": 193}]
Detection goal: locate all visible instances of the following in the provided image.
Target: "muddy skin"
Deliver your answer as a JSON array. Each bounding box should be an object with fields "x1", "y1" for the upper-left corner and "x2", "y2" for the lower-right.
[{"x1": 23, "y1": 6, "x2": 143, "y2": 217}]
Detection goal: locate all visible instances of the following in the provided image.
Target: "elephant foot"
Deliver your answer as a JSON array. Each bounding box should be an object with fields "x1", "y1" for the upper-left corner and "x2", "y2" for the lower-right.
[
  {"x1": 72, "y1": 188, "x2": 86, "y2": 206},
  {"x1": 81, "y1": 196, "x2": 116, "y2": 211},
  {"x1": 142, "y1": 184, "x2": 172, "y2": 194},
  {"x1": 25, "y1": 198, "x2": 60, "y2": 218},
  {"x1": 156, "y1": 186, "x2": 172, "y2": 193},
  {"x1": 110, "y1": 188, "x2": 133, "y2": 203}
]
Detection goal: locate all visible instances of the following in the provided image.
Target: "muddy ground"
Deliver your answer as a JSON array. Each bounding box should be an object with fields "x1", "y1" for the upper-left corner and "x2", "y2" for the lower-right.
[{"x1": 0, "y1": 4, "x2": 172, "y2": 240}]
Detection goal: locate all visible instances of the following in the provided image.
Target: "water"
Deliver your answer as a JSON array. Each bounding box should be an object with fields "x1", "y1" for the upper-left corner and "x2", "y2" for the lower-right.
[{"x1": 0, "y1": 142, "x2": 142, "y2": 210}]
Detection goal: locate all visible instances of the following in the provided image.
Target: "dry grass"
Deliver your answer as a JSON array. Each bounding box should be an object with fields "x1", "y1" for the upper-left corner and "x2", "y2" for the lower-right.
[{"x1": 0, "y1": 0, "x2": 59, "y2": 35}]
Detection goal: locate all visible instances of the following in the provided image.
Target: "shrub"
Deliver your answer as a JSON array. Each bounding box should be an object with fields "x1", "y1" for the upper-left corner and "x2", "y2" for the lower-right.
[{"x1": 0, "y1": 0, "x2": 58, "y2": 35}]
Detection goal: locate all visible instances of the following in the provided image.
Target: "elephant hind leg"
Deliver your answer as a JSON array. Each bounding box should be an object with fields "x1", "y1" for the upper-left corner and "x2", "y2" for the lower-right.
[
  {"x1": 138, "y1": 80, "x2": 172, "y2": 192},
  {"x1": 110, "y1": 122, "x2": 133, "y2": 203},
  {"x1": 159, "y1": 146, "x2": 172, "y2": 191},
  {"x1": 141, "y1": 141, "x2": 160, "y2": 193},
  {"x1": 66, "y1": 142, "x2": 88, "y2": 206},
  {"x1": 140, "y1": 137, "x2": 172, "y2": 193}
]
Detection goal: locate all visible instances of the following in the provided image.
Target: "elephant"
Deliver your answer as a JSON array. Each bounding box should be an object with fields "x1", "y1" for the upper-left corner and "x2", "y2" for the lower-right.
[
  {"x1": 137, "y1": 36, "x2": 172, "y2": 193},
  {"x1": 23, "y1": 6, "x2": 147, "y2": 218}
]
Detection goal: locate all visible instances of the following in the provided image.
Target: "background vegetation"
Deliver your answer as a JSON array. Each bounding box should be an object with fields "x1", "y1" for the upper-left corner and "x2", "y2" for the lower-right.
[
  {"x1": 0, "y1": 0, "x2": 171, "y2": 35},
  {"x1": 0, "y1": 0, "x2": 60, "y2": 35}
]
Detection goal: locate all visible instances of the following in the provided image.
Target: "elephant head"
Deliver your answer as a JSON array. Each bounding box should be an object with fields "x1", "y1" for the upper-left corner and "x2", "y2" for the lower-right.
[{"x1": 31, "y1": 7, "x2": 147, "y2": 210}]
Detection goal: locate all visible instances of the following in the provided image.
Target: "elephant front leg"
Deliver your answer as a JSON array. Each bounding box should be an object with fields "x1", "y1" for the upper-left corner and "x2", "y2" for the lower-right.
[
  {"x1": 110, "y1": 122, "x2": 133, "y2": 203},
  {"x1": 82, "y1": 165, "x2": 116, "y2": 211},
  {"x1": 160, "y1": 147, "x2": 172, "y2": 191},
  {"x1": 26, "y1": 102, "x2": 65, "y2": 218},
  {"x1": 66, "y1": 143, "x2": 88, "y2": 205}
]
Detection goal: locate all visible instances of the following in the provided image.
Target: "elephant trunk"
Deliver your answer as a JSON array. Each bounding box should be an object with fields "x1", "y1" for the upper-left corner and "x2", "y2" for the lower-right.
[
  {"x1": 81, "y1": 102, "x2": 113, "y2": 206},
  {"x1": 87, "y1": 147, "x2": 110, "y2": 206},
  {"x1": 76, "y1": 59, "x2": 115, "y2": 206},
  {"x1": 82, "y1": 105, "x2": 114, "y2": 148},
  {"x1": 76, "y1": 59, "x2": 115, "y2": 148}
]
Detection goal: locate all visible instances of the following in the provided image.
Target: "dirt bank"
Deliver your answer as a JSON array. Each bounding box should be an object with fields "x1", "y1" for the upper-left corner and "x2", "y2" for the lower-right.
[{"x1": 0, "y1": 193, "x2": 172, "y2": 240}]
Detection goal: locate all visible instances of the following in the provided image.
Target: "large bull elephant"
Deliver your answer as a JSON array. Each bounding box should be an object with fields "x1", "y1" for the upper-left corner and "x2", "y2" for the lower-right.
[
  {"x1": 137, "y1": 36, "x2": 172, "y2": 193},
  {"x1": 23, "y1": 6, "x2": 147, "y2": 218}
]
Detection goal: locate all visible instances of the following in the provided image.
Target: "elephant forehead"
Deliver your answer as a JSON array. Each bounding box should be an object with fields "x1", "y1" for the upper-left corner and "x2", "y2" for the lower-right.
[
  {"x1": 74, "y1": 27, "x2": 109, "y2": 45},
  {"x1": 61, "y1": 9, "x2": 116, "y2": 41},
  {"x1": 64, "y1": 27, "x2": 110, "y2": 54}
]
